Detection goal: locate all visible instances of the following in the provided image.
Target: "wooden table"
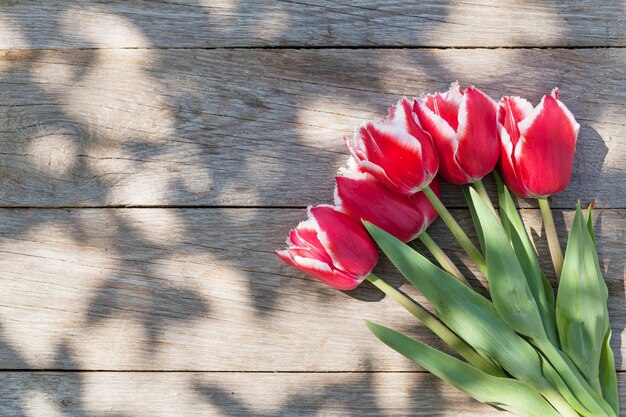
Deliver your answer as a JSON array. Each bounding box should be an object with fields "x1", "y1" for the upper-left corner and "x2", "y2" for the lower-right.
[{"x1": 0, "y1": 2, "x2": 623, "y2": 415}]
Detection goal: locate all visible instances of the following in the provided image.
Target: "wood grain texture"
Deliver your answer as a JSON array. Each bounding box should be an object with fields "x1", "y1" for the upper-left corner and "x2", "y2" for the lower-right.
[
  {"x1": 0, "y1": 1, "x2": 623, "y2": 49},
  {"x1": 0, "y1": 372, "x2": 517, "y2": 417},
  {"x1": 0, "y1": 48, "x2": 623, "y2": 208},
  {"x1": 5, "y1": 371, "x2": 626, "y2": 417},
  {"x1": 0, "y1": 207, "x2": 622, "y2": 371}
]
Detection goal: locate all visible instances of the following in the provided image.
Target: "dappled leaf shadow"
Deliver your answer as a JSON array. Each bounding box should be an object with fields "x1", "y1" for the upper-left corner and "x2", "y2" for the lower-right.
[{"x1": 0, "y1": 1, "x2": 622, "y2": 416}]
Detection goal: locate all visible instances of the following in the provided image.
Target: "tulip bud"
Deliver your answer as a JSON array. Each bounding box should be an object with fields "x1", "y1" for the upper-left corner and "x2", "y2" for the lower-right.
[
  {"x1": 275, "y1": 205, "x2": 378, "y2": 291},
  {"x1": 497, "y1": 89, "x2": 580, "y2": 198},
  {"x1": 345, "y1": 97, "x2": 438, "y2": 195},
  {"x1": 334, "y1": 163, "x2": 439, "y2": 243},
  {"x1": 415, "y1": 82, "x2": 499, "y2": 184}
]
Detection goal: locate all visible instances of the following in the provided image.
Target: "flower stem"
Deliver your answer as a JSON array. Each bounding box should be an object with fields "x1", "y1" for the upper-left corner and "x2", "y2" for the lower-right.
[
  {"x1": 472, "y1": 179, "x2": 497, "y2": 214},
  {"x1": 423, "y1": 185, "x2": 488, "y2": 277},
  {"x1": 366, "y1": 273, "x2": 504, "y2": 377},
  {"x1": 538, "y1": 197, "x2": 564, "y2": 279},
  {"x1": 417, "y1": 232, "x2": 469, "y2": 286}
]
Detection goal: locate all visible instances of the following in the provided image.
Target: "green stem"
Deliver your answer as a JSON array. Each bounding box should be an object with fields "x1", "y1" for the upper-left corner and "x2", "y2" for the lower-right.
[
  {"x1": 534, "y1": 338, "x2": 615, "y2": 417},
  {"x1": 472, "y1": 179, "x2": 497, "y2": 214},
  {"x1": 423, "y1": 185, "x2": 488, "y2": 277},
  {"x1": 538, "y1": 197, "x2": 564, "y2": 279},
  {"x1": 366, "y1": 273, "x2": 504, "y2": 377},
  {"x1": 417, "y1": 232, "x2": 469, "y2": 285}
]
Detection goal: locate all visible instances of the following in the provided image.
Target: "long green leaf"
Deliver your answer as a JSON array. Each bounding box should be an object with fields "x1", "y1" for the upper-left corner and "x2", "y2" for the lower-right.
[
  {"x1": 556, "y1": 204, "x2": 610, "y2": 395},
  {"x1": 495, "y1": 175, "x2": 558, "y2": 345},
  {"x1": 599, "y1": 328, "x2": 619, "y2": 414},
  {"x1": 587, "y1": 207, "x2": 618, "y2": 414},
  {"x1": 461, "y1": 185, "x2": 485, "y2": 251},
  {"x1": 366, "y1": 321, "x2": 561, "y2": 417},
  {"x1": 468, "y1": 187, "x2": 547, "y2": 341},
  {"x1": 364, "y1": 222, "x2": 546, "y2": 388}
]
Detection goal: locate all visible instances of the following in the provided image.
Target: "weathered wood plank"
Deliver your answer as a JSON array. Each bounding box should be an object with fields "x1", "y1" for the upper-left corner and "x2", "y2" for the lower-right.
[
  {"x1": 0, "y1": 208, "x2": 623, "y2": 371},
  {"x1": 0, "y1": 1, "x2": 622, "y2": 49},
  {"x1": 0, "y1": 372, "x2": 516, "y2": 417},
  {"x1": 0, "y1": 48, "x2": 623, "y2": 208},
  {"x1": 4, "y1": 371, "x2": 626, "y2": 416}
]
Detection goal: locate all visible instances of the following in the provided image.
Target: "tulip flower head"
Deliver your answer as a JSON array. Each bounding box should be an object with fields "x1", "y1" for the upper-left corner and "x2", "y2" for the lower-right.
[
  {"x1": 345, "y1": 97, "x2": 438, "y2": 195},
  {"x1": 334, "y1": 162, "x2": 440, "y2": 243},
  {"x1": 498, "y1": 88, "x2": 580, "y2": 198},
  {"x1": 275, "y1": 205, "x2": 378, "y2": 291},
  {"x1": 415, "y1": 82, "x2": 499, "y2": 184}
]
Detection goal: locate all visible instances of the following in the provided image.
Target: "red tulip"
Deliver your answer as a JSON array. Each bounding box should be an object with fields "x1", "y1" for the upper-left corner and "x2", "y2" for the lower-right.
[
  {"x1": 334, "y1": 165, "x2": 440, "y2": 243},
  {"x1": 345, "y1": 97, "x2": 438, "y2": 195},
  {"x1": 415, "y1": 82, "x2": 499, "y2": 184},
  {"x1": 275, "y1": 205, "x2": 378, "y2": 291},
  {"x1": 498, "y1": 89, "x2": 580, "y2": 198}
]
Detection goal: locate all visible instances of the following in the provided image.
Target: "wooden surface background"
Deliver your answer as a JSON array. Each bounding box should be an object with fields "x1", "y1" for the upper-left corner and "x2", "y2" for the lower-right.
[{"x1": 0, "y1": 1, "x2": 623, "y2": 416}]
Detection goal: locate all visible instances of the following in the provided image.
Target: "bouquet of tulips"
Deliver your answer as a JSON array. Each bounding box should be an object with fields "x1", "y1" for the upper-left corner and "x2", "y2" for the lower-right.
[{"x1": 275, "y1": 83, "x2": 617, "y2": 417}]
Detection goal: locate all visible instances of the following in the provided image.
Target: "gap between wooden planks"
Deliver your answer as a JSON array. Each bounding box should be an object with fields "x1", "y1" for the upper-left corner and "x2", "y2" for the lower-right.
[
  {"x1": 0, "y1": 208, "x2": 622, "y2": 372},
  {"x1": 0, "y1": 48, "x2": 623, "y2": 208},
  {"x1": 0, "y1": 1, "x2": 623, "y2": 49}
]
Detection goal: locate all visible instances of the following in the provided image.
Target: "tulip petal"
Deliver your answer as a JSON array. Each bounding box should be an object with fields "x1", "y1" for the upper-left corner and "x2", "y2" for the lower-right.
[
  {"x1": 498, "y1": 122, "x2": 530, "y2": 197},
  {"x1": 422, "y1": 82, "x2": 463, "y2": 131},
  {"x1": 515, "y1": 94, "x2": 580, "y2": 197},
  {"x1": 455, "y1": 87, "x2": 499, "y2": 180},
  {"x1": 498, "y1": 96, "x2": 534, "y2": 147},
  {"x1": 388, "y1": 97, "x2": 437, "y2": 148},
  {"x1": 335, "y1": 171, "x2": 435, "y2": 242},
  {"x1": 288, "y1": 225, "x2": 334, "y2": 266},
  {"x1": 276, "y1": 249, "x2": 361, "y2": 291},
  {"x1": 347, "y1": 118, "x2": 435, "y2": 194},
  {"x1": 415, "y1": 100, "x2": 468, "y2": 184},
  {"x1": 497, "y1": 96, "x2": 536, "y2": 197},
  {"x1": 387, "y1": 97, "x2": 440, "y2": 187},
  {"x1": 308, "y1": 205, "x2": 378, "y2": 278}
]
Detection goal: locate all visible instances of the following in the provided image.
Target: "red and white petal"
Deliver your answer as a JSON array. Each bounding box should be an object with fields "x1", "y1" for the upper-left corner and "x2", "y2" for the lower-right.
[
  {"x1": 308, "y1": 205, "x2": 378, "y2": 278},
  {"x1": 335, "y1": 172, "x2": 430, "y2": 242},
  {"x1": 275, "y1": 249, "x2": 298, "y2": 268},
  {"x1": 415, "y1": 100, "x2": 469, "y2": 184},
  {"x1": 421, "y1": 82, "x2": 463, "y2": 131},
  {"x1": 455, "y1": 86, "x2": 499, "y2": 181},
  {"x1": 498, "y1": 96, "x2": 534, "y2": 146},
  {"x1": 497, "y1": 122, "x2": 530, "y2": 197},
  {"x1": 290, "y1": 226, "x2": 334, "y2": 266},
  {"x1": 387, "y1": 97, "x2": 432, "y2": 143},
  {"x1": 515, "y1": 94, "x2": 579, "y2": 197},
  {"x1": 288, "y1": 251, "x2": 361, "y2": 290},
  {"x1": 356, "y1": 121, "x2": 432, "y2": 194}
]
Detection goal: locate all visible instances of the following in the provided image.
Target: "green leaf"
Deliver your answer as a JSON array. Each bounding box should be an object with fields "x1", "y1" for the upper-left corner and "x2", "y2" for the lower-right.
[
  {"x1": 586, "y1": 206, "x2": 618, "y2": 414},
  {"x1": 364, "y1": 222, "x2": 547, "y2": 388},
  {"x1": 587, "y1": 204, "x2": 597, "y2": 247},
  {"x1": 366, "y1": 321, "x2": 561, "y2": 417},
  {"x1": 467, "y1": 187, "x2": 546, "y2": 341},
  {"x1": 461, "y1": 185, "x2": 485, "y2": 251},
  {"x1": 556, "y1": 204, "x2": 610, "y2": 394},
  {"x1": 495, "y1": 174, "x2": 558, "y2": 346},
  {"x1": 599, "y1": 328, "x2": 619, "y2": 415}
]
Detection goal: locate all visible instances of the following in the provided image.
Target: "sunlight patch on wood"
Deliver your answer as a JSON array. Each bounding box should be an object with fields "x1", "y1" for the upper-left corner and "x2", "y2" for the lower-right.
[
  {"x1": 424, "y1": 1, "x2": 566, "y2": 47},
  {"x1": 296, "y1": 97, "x2": 377, "y2": 151},
  {"x1": 24, "y1": 391, "x2": 63, "y2": 417},
  {"x1": 0, "y1": 222, "x2": 118, "y2": 367},
  {"x1": 252, "y1": 8, "x2": 291, "y2": 41},
  {"x1": 0, "y1": 15, "x2": 28, "y2": 50},
  {"x1": 60, "y1": 7, "x2": 151, "y2": 49},
  {"x1": 26, "y1": 128, "x2": 77, "y2": 178},
  {"x1": 78, "y1": 320, "x2": 149, "y2": 369}
]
